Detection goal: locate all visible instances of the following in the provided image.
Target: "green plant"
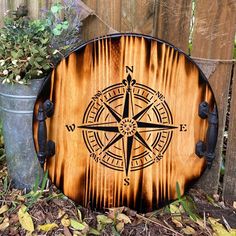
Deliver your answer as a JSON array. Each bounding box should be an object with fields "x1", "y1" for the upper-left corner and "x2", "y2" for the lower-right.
[
  {"x1": 23, "y1": 170, "x2": 48, "y2": 209},
  {"x1": 0, "y1": 1, "x2": 82, "y2": 85},
  {"x1": 0, "y1": 16, "x2": 53, "y2": 84},
  {"x1": 42, "y1": 0, "x2": 82, "y2": 62},
  {"x1": 175, "y1": 182, "x2": 199, "y2": 221}
]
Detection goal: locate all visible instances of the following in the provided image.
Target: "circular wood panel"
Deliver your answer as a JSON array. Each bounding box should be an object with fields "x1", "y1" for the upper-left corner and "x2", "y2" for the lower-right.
[{"x1": 34, "y1": 34, "x2": 216, "y2": 212}]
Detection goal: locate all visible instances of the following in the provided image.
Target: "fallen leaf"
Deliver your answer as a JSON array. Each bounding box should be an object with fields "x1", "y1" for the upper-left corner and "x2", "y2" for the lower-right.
[
  {"x1": 169, "y1": 203, "x2": 182, "y2": 221},
  {"x1": 0, "y1": 218, "x2": 9, "y2": 231},
  {"x1": 0, "y1": 205, "x2": 9, "y2": 215},
  {"x1": 116, "y1": 213, "x2": 131, "y2": 224},
  {"x1": 182, "y1": 226, "x2": 196, "y2": 235},
  {"x1": 195, "y1": 218, "x2": 205, "y2": 229},
  {"x1": 17, "y1": 195, "x2": 25, "y2": 202},
  {"x1": 70, "y1": 219, "x2": 85, "y2": 230},
  {"x1": 89, "y1": 227, "x2": 100, "y2": 235},
  {"x1": 108, "y1": 207, "x2": 124, "y2": 219},
  {"x1": 172, "y1": 218, "x2": 183, "y2": 228},
  {"x1": 96, "y1": 215, "x2": 113, "y2": 224},
  {"x1": 61, "y1": 216, "x2": 71, "y2": 227},
  {"x1": 169, "y1": 203, "x2": 181, "y2": 214},
  {"x1": 77, "y1": 209, "x2": 82, "y2": 222},
  {"x1": 116, "y1": 222, "x2": 125, "y2": 232},
  {"x1": 38, "y1": 223, "x2": 58, "y2": 232},
  {"x1": 58, "y1": 209, "x2": 66, "y2": 218},
  {"x1": 81, "y1": 222, "x2": 90, "y2": 234},
  {"x1": 208, "y1": 217, "x2": 236, "y2": 236},
  {"x1": 18, "y1": 205, "x2": 34, "y2": 232}
]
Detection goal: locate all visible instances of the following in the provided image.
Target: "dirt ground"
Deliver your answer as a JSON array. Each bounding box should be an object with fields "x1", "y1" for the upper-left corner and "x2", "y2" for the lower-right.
[{"x1": 0, "y1": 158, "x2": 236, "y2": 236}]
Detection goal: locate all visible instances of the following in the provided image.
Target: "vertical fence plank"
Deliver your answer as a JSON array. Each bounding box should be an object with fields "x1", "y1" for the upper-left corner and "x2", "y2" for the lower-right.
[
  {"x1": 223, "y1": 65, "x2": 236, "y2": 203},
  {"x1": 153, "y1": 0, "x2": 192, "y2": 53},
  {"x1": 121, "y1": 0, "x2": 155, "y2": 34},
  {"x1": 11, "y1": 0, "x2": 27, "y2": 11},
  {"x1": 27, "y1": 0, "x2": 40, "y2": 18},
  {"x1": 192, "y1": 0, "x2": 236, "y2": 194},
  {"x1": 81, "y1": 0, "x2": 121, "y2": 41},
  {"x1": 0, "y1": 1, "x2": 8, "y2": 26}
]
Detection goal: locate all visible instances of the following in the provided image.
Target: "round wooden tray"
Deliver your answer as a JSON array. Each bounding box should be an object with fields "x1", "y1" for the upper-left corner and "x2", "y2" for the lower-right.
[{"x1": 34, "y1": 34, "x2": 217, "y2": 212}]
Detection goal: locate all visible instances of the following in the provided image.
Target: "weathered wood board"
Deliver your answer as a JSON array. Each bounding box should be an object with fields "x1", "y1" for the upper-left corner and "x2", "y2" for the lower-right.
[
  {"x1": 223, "y1": 65, "x2": 236, "y2": 203},
  {"x1": 192, "y1": 0, "x2": 236, "y2": 194},
  {"x1": 34, "y1": 34, "x2": 216, "y2": 211}
]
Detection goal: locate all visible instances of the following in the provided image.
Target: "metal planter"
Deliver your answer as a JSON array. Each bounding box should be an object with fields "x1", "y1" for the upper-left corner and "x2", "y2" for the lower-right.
[{"x1": 0, "y1": 78, "x2": 45, "y2": 190}]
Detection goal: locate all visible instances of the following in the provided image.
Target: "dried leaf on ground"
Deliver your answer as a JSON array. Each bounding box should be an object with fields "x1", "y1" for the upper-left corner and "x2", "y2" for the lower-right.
[
  {"x1": 96, "y1": 214, "x2": 113, "y2": 224},
  {"x1": 61, "y1": 215, "x2": 71, "y2": 227},
  {"x1": 182, "y1": 225, "x2": 196, "y2": 235},
  {"x1": 77, "y1": 208, "x2": 82, "y2": 222},
  {"x1": 0, "y1": 205, "x2": 9, "y2": 215},
  {"x1": 38, "y1": 223, "x2": 58, "y2": 232},
  {"x1": 18, "y1": 205, "x2": 34, "y2": 232},
  {"x1": 208, "y1": 217, "x2": 236, "y2": 236},
  {"x1": 70, "y1": 219, "x2": 85, "y2": 230},
  {"x1": 0, "y1": 218, "x2": 9, "y2": 231},
  {"x1": 89, "y1": 227, "x2": 101, "y2": 235},
  {"x1": 172, "y1": 218, "x2": 183, "y2": 228},
  {"x1": 116, "y1": 221, "x2": 125, "y2": 232},
  {"x1": 169, "y1": 203, "x2": 182, "y2": 221},
  {"x1": 116, "y1": 213, "x2": 131, "y2": 224}
]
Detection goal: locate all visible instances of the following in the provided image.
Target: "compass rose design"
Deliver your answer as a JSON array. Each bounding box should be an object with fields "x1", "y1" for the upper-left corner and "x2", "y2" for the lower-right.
[{"x1": 77, "y1": 70, "x2": 179, "y2": 178}]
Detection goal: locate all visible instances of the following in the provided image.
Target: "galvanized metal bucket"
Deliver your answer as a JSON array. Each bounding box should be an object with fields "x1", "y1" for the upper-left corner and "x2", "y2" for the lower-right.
[{"x1": 0, "y1": 78, "x2": 45, "y2": 190}]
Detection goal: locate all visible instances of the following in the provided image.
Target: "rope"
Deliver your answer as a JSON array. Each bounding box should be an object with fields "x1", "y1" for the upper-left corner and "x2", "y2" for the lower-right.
[{"x1": 191, "y1": 57, "x2": 236, "y2": 64}]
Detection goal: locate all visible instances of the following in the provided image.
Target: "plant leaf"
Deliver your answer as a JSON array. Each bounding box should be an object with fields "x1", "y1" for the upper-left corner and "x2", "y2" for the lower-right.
[
  {"x1": 3, "y1": 176, "x2": 8, "y2": 192},
  {"x1": 51, "y1": 4, "x2": 62, "y2": 14},
  {"x1": 33, "y1": 173, "x2": 40, "y2": 193},
  {"x1": 111, "y1": 225, "x2": 121, "y2": 236},
  {"x1": 77, "y1": 208, "x2": 82, "y2": 222},
  {"x1": 40, "y1": 170, "x2": 48, "y2": 193},
  {"x1": 176, "y1": 181, "x2": 181, "y2": 200},
  {"x1": 70, "y1": 219, "x2": 85, "y2": 230},
  {"x1": 89, "y1": 227, "x2": 101, "y2": 235},
  {"x1": 38, "y1": 223, "x2": 58, "y2": 232},
  {"x1": 18, "y1": 205, "x2": 34, "y2": 232},
  {"x1": 96, "y1": 215, "x2": 113, "y2": 224},
  {"x1": 52, "y1": 28, "x2": 62, "y2": 36},
  {"x1": 116, "y1": 213, "x2": 131, "y2": 224},
  {"x1": 116, "y1": 222, "x2": 125, "y2": 232},
  {"x1": 10, "y1": 51, "x2": 18, "y2": 59}
]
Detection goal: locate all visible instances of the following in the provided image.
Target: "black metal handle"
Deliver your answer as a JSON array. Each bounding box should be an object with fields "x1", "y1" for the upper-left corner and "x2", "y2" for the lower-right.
[
  {"x1": 37, "y1": 105, "x2": 47, "y2": 167},
  {"x1": 196, "y1": 102, "x2": 218, "y2": 168},
  {"x1": 37, "y1": 100, "x2": 55, "y2": 168}
]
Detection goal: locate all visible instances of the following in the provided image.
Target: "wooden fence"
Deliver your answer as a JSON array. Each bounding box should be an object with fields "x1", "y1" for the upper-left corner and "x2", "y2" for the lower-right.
[{"x1": 0, "y1": 0, "x2": 235, "y2": 203}]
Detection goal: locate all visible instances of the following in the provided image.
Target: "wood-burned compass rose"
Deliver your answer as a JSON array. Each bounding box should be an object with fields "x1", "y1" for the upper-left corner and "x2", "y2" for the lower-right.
[{"x1": 66, "y1": 67, "x2": 186, "y2": 185}]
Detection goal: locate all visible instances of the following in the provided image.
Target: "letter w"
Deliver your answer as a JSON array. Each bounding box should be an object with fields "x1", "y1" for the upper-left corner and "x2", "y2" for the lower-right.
[{"x1": 65, "y1": 124, "x2": 76, "y2": 132}]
